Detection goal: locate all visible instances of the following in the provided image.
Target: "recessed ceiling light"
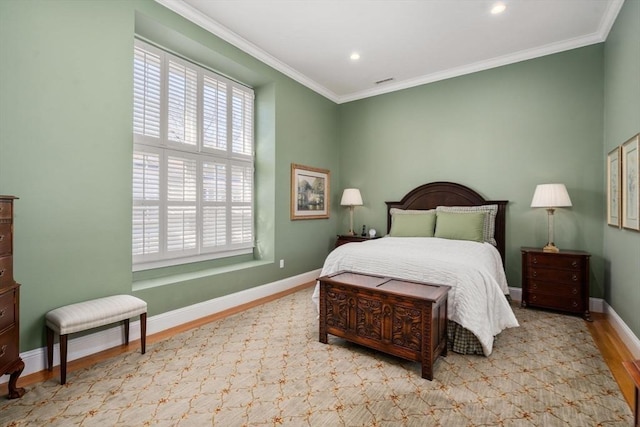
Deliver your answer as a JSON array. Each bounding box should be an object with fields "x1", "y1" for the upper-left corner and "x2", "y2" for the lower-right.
[
  {"x1": 350, "y1": 52, "x2": 360, "y2": 61},
  {"x1": 491, "y1": 2, "x2": 506, "y2": 14}
]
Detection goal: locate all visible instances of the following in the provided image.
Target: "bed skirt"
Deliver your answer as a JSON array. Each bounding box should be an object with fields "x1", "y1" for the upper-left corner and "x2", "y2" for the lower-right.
[{"x1": 447, "y1": 320, "x2": 485, "y2": 355}]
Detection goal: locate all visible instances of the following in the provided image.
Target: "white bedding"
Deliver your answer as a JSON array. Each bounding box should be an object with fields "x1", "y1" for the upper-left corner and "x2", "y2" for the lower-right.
[{"x1": 312, "y1": 237, "x2": 519, "y2": 356}]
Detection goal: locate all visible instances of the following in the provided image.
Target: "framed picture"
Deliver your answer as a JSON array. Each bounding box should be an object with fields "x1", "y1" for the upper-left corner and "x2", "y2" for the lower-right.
[
  {"x1": 621, "y1": 133, "x2": 640, "y2": 231},
  {"x1": 291, "y1": 163, "x2": 330, "y2": 220},
  {"x1": 607, "y1": 146, "x2": 621, "y2": 227}
]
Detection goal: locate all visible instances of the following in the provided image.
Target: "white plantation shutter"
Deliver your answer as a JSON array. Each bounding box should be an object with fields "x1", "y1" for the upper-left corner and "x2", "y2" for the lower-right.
[
  {"x1": 133, "y1": 45, "x2": 161, "y2": 141},
  {"x1": 231, "y1": 87, "x2": 253, "y2": 157},
  {"x1": 167, "y1": 60, "x2": 198, "y2": 147},
  {"x1": 231, "y1": 164, "x2": 253, "y2": 245},
  {"x1": 132, "y1": 39, "x2": 254, "y2": 269},
  {"x1": 203, "y1": 75, "x2": 228, "y2": 151},
  {"x1": 132, "y1": 149, "x2": 160, "y2": 256}
]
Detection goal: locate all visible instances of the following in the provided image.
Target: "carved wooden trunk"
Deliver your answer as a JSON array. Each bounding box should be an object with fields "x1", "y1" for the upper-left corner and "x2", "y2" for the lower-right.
[{"x1": 318, "y1": 271, "x2": 449, "y2": 380}]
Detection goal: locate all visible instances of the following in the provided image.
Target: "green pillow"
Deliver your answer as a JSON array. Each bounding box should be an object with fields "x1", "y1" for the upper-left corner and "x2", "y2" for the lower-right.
[
  {"x1": 389, "y1": 212, "x2": 436, "y2": 237},
  {"x1": 434, "y1": 212, "x2": 485, "y2": 242}
]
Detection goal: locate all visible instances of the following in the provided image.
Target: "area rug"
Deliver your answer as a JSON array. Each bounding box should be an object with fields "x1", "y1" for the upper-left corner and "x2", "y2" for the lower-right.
[{"x1": 0, "y1": 286, "x2": 632, "y2": 426}]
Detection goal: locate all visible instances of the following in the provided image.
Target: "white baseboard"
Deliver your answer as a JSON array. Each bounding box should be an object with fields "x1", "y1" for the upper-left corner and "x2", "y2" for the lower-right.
[
  {"x1": 8, "y1": 269, "x2": 321, "y2": 384},
  {"x1": 604, "y1": 301, "x2": 640, "y2": 359}
]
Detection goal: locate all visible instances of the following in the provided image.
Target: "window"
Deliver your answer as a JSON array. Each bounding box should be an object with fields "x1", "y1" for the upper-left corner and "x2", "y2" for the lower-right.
[{"x1": 132, "y1": 39, "x2": 254, "y2": 270}]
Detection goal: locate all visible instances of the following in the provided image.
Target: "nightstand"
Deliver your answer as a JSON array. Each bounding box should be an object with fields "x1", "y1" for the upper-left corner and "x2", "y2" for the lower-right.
[
  {"x1": 335, "y1": 235, "x2": 381, "y2": 248},
  {"x1": 521, "y1": 247, "x2": 591, "y2": 321}
]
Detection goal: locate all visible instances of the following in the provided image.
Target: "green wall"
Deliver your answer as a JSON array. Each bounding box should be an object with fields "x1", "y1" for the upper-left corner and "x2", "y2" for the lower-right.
[
  {"x1": 337, "y1": 45, "x2": 605, "y2": 293},
  {"x1": 603, "y1": 0, "x2": 640, "y2": 339},
  {"x1": 0, "y1": 0, "x2": 339, "y2": 351}
]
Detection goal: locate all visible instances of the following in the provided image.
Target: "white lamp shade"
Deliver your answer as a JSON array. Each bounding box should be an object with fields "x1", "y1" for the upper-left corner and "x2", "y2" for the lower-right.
[
  {"x1": 340, "y1": 188, "x2": 363, "y2": 206},
  {"x1": 530, "y1": 184, "x2": 572, "y2": 208}
]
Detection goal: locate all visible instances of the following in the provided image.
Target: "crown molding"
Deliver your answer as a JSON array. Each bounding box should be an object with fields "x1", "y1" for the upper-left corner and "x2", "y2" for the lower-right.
[
  {"x1": 155, "y1": 0, "x2": 624, "y2": 105},
  {"x1": 153, "y1": 0, "x2": 339, "y2": 103},
  {"x1": 338, "y1": 30, "x2": 607, "y2": 104}
]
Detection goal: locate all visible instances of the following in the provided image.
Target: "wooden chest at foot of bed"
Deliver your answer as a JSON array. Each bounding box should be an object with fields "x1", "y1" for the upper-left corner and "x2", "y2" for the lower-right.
[{"x1": 318, "y1": 271, "x2": 449, "y2": 380}]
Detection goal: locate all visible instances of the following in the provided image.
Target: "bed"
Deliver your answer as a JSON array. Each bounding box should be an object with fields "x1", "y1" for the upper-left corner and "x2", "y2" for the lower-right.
[{"x1": 312, "y1": 181, "x2": 519, "y2": 356}]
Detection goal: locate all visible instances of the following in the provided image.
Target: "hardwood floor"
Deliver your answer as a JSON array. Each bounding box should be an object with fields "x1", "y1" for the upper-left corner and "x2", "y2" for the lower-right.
[
  {"x1": 586, "y1": 311, "x2": 636, "y2": 409},
  {"x1": 3, "y1": 283, "x2": 636, "y2": 414}
]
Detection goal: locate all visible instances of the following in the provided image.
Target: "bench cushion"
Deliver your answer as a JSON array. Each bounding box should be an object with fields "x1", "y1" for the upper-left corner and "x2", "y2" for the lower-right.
[{"x1": 46, "y1": 295, "x2": 147, "y2": 335}]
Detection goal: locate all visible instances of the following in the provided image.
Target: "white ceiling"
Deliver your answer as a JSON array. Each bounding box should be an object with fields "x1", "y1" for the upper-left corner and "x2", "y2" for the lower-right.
[{"x1": 156, "y1": 0, "x2": 624, "y2": 104}]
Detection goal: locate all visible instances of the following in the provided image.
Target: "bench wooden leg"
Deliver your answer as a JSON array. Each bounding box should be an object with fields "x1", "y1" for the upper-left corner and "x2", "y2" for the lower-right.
[
  {"x1": 124, "y1": 319, "x2": 130, "y2": 345},
  {"x1": 140, "y1": 313, "x2": 146, "y2": 354},
  {"x1": 60, "y1": 334, "x2": 68, "y2": 385},
  {"x1": 46, "y1": 326, "x2": 54, "y2": 371}
]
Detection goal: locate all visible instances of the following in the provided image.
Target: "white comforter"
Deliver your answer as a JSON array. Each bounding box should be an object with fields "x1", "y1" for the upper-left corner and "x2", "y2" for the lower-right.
[{"x1": 312, "y1": 237, "x2": 519, "y2": 356}]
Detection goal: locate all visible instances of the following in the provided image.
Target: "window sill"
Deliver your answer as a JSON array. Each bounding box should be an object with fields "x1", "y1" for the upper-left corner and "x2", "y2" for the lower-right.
[{"x1": 132, "y1": 259, "x2": 272, "y2": 291}]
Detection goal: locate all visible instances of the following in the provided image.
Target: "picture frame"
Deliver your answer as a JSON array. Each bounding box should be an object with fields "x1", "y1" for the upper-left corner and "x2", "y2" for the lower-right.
[
  {"x1": 291, "y1": 163, "x2": 330, "y2": 220},
  {"x1": 607, "y1": 146, "x2": 621, "y2": 227},
  {"x1": 621, "y1": 133, "x2": 640, "y2": 231}
]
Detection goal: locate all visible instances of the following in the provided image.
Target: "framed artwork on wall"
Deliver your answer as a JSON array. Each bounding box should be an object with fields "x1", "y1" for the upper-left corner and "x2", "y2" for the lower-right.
[
  {"x1": 291, "y1": 163, "x2": 330, "y2": 220},
  {"x1": 607, "y1": 146, "x2": 621, "y2": 227},
  {"x1": 621, "y1": 133, "x2": 640, "y2": 231}
]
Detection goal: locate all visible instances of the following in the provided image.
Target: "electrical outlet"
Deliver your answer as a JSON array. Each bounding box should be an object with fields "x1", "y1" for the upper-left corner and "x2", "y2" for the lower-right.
[{"x1": 279, "y1": 259, "x2": 284, "y2": 268}]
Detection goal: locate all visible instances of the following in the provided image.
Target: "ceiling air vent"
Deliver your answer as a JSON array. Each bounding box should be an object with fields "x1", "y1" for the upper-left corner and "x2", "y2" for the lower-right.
[{"x1": 375, "y1": 77, "x2": 394, "y2": 85}]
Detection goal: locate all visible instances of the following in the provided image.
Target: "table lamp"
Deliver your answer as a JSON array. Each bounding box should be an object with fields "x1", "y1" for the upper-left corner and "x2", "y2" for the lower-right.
[
  {"x1": 340, "y1": 188, "x2": 363, "y2": 236},
  {"x1": 530, "y1": 183, "x2": 572, "y2": 253}
]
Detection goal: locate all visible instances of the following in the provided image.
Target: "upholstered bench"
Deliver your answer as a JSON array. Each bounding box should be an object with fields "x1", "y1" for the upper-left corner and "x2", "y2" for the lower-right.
[{"x1": 45, "y1": 295, "x2": 147, "y2": 385}]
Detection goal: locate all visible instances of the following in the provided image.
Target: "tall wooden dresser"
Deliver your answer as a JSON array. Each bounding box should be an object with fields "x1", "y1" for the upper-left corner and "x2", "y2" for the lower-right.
[{"x1": 0, "y1": 196, "x2": 25, "y2": 398}]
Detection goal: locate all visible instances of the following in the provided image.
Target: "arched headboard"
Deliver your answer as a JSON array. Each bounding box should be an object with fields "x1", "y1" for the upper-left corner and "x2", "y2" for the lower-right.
[{"x1": 385, "y1": 182, "x2": 508, "y2": 265}]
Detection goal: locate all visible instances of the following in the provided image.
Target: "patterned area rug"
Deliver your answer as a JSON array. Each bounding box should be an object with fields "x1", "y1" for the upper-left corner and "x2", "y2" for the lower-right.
[{"x1": 0, "y1": 286, "x2": 632, "y2": 426}]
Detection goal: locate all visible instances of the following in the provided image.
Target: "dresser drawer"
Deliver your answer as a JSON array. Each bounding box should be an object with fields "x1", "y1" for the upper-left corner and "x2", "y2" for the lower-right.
[
  {"x1": 528, "y1": 254, "x2": 583, "y2": 270},
  {"x1": 0, "y1": 326, "x2": 19, "y2": 372},
  {"x1": 0, "y1": 202, "x2": 11, "y2": 220},
  {"x1": 525, "y1": 292, "x2": 584, "y2": 313},
  {"x1": 0, "y1": 256, "x2": 13, "y2": 287},
  {"x1": 0, "y1": 289, "x2": 17, "y2": 332},
  {"x1": 529, "y1": 267, "x2": 582, "y2": 284},
  {"x1": 0, "y1": 224, "x2": 12, "y2": 256},
  {"x1": 528, "y1": 280, "x2": 582, "y2": 298}
]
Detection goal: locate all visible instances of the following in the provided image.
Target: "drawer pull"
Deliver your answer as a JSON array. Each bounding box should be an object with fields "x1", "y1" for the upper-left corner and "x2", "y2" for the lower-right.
[
  {"x1": 531, "y1": 283, "x2": 537, "y2": 290},
  {"x1": 572, "y1": 301, "x2": 578, "y2": 308},
  {"x1": 0, "y1": 269, "x2": 4, "y2": 277},
  {"x1": 572, "y1": 288, "x2": 578, "y2": 295},
  {"x1": 571, "y1": 261, "x2": 578, "y2": 268},
  {"x1": 0, "y1": 308, "x2": 5, "y2": 317},
  {"x1": 572, "y1": 274, "x2": 578, "y2": 282},
  {"x1": 532, "y1": 257, "x2": 538, "y2": 264},
  {"x1": 532, "y1": 271, "x2": 537, "y2": 277},
  {"x1": 0, "y1": 235, "x2": 4, "y2": 242},
  {"x1": 0, "y1": 345, "x2": 6, "y2": 358}
]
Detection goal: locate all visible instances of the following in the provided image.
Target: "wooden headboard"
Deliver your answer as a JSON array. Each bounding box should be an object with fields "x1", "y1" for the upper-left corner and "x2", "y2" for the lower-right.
[{"x1": 385, "y1": 182, "x2": 508, "y2": 265}]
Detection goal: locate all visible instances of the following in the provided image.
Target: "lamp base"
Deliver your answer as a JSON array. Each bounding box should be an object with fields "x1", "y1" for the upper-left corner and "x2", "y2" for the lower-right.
[
  {"x1": 542, "y1": 243, "x2": 560, "y2": 253},
  {"x1": 346, "y1": 230, "x2": 355, "y2": 236}
]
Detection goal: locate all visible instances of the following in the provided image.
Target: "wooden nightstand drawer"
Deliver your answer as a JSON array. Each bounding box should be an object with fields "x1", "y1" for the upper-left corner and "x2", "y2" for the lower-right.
[
  {"x1": 521, "y1": 247, "x2": 591, "y2": 320},
  {"x1": 528, "y1": 254, "x2": 582, "y2": 270},
  {"x1": 529, "y1": 268, "x2": 582, "y2": 284},
  {"x1": 525, "y1": 292, "x2": 584, "y2": 313},
  {"x1": 528, "y1": 280, "x2": 582, "y2": 298}
]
